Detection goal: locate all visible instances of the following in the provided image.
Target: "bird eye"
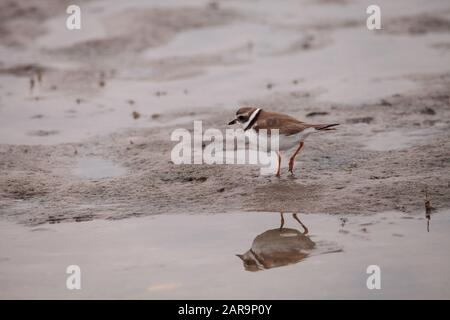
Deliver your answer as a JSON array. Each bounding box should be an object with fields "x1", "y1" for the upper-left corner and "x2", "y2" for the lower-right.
[{"x1": 237, "y1": 115, "x2": 246, "y2": 120}]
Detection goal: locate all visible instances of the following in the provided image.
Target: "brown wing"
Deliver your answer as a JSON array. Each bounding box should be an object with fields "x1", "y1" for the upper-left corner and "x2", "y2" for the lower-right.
[{"x1": 253, "y1": 111, "x2": 311, "y2": 135}]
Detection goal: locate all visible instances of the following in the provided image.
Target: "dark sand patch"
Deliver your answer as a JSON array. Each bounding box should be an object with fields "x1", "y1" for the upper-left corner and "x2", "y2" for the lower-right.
[
  {"x1": 383, "y1": 14, "x2": 450, "y2": 35},
  {"x1": 432, "y1": 42, "x2": 450, "y2": 51},
  {"x1": 0, "y1": 0, "x2": 77, "y2": 46},
  {"x1": 0, "y1": 63, "x2": 49, "y2": 77},
  {"x1": 27, "y1": 130, "x2": 59, "y2": 137}
]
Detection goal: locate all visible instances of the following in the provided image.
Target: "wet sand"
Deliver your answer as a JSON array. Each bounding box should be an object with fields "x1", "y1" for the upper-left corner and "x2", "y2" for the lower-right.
[
  {"x1": 1, "y1": 0, "x2": 450, "y2": 299},
  {"x1": 2, "y1": 79, "x2": 450, "y2": 224}
]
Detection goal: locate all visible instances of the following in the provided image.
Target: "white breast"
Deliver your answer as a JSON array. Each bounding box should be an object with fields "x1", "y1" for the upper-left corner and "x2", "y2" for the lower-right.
[{"x1": 278, "y1": 128, "x2": 316, "y2": 151}]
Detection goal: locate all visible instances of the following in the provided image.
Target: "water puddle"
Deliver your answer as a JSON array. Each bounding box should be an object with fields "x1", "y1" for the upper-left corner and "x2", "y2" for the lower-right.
[
  {"x1": 2, "y1": 2, "x2": 450, "y2": 146},
  {"x1": 363, "y1": 127, "x2": 436, "y2": 151},
  {"x1": 1, "y1": 209, "x2": 449, "y2": 299},
  {"x1": 143, "y1": 24, "x2": 299, "y2": 60},
  {"x1": 72, "y1": 157, "x2": 126, "y2": 179},
  {"x1": 237, "y1": 213, "x2": 341, "y2": 272},
  {"x1": 364, "y1": 130, "x2": 418, "y2": 151}
]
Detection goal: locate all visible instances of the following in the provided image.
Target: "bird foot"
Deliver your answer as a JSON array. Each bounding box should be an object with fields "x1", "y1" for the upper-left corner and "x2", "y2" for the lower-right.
[{"x1": 288, "y1": 159, "x2": 295, "y2": 175}]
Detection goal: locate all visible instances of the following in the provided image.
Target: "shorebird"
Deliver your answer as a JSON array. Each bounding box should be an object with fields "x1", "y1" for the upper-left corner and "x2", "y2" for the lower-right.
[
  {"x1": 236, "y1": 213, "x2": 314, "y2": 271},
  {"x1": 228, "y1": 107, "x2": 339, "y2": 177}
]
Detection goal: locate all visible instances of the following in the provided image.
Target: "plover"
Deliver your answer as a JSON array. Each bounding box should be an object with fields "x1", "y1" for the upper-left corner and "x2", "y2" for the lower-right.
[
  {"x1": 236, "y1": 213, "x2": 314, "y2": 271},
  {"x1": 228, "y1": 107, "x2": 339, "y2": 177}
]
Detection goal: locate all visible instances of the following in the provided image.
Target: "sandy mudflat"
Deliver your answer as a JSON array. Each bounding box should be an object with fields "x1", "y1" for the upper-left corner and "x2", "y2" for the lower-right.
[
  {"x1": 1, "y1": 0, "x2": 450, "y2": 299},
  {"x1": 1, "y1": 0, "x2": 450, "y2": 225}
]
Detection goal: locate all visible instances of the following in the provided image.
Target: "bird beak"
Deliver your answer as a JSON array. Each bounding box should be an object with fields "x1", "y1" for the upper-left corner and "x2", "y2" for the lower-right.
[
  {"x1": 228, "y1": 119, "x2": 237, "y2": 125},
  {"x1": 236, "y1": 254, "x2": 244, "y2": 260}
]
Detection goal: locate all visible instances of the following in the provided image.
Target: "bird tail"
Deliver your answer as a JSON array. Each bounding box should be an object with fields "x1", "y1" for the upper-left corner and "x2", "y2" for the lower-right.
[{"x1": 314, "y1": 123, "x2": 339, "y2": 131}]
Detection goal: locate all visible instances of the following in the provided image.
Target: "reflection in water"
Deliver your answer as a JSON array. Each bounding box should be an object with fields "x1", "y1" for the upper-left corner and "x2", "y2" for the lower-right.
[
  {"x1": 426, "y1": 199, "x2": 432, "y2": 232},
  {"x1": 237, "y1": 213, "x2": 315, "y2": 272},
  {"x1": 425, "y1": 189, "x2": 436, "y2": 232}
]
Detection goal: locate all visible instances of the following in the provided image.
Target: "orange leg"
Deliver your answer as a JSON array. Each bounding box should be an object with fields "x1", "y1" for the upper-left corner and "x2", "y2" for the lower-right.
[
  {"x1": 279, "y1": 212, "x2": 285, "y2": 230},
  {"x1": 275, "y1": 152, "x2": 281, "y2": 177},
  {"x1": 293, "y1": 213, "x2": 309, "y2": 235},
  {"x1": 288, "y1": 141, "x2": 304, "y2": 175}
]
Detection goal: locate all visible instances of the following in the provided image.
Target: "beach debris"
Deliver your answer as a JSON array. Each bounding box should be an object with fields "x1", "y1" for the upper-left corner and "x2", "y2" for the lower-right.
[
  {"x1": 183, "y1": 176, "x2": 207, "y2": 183},
  {"x1": 36, "y1": 69, "x2": 43, "y2": 84},
  {"x1": 127, "y1": 99, "x2": 135, "y2": 105},
  {"x1": 74, "y1": 214, "x2": 94, "y2": 223},
  {"x1": 420, "y1": 107, "x2": 436, "y2": 115},
  {"x1": 207, "y1": 1, "x2": 219, "y2": 10},
  {"x1": 29, "y1": 76, "x2": 35, "y2": 95},
  {"x1": 266, "y1": 83, "x2": 274, "y2": 90},
  {"x1": 425, "y1": 188, "x2": 435, "y2": 232},
  {"x1": 301, "y1": 35, "x2": 314, "y2": 49},
  {"x1": 99, "y1": 71, "x2": 106, "y2": 87},
  {"x1": 380, "y1": 99, "x2": 392, "y2": 106},
  {"x1": 151, "y1": 113, "x2": 161, "y2": 119},
  {"x1": 306, "y1": 111, "x2": 329, "y2": 117},
  {"x1": 132, "y1": 111, "x2": 141, "y2": 119},
  {"x1": 27, "y1": 130, "x2": 59, "y2": 137},
  {"x1": 247, "y1": 41, "x2": 254, "y2": 52},
  {"x1": 346, "y1": 116, "x2": 374, "y2": 124},
  {"x1": 0, "y1": 63, "x2": 46, "y2": 76}
]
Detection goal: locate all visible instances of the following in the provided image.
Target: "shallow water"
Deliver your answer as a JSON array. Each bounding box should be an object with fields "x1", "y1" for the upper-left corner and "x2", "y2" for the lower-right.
[
  {"x1": 2, "y1": 0, "x2": 450, "y2": 145},
  {"x1": 363, "y1": 127, "x2": 440, "y2": 151},
  {"x1": 0, "y1": 210, "x2": 449, "y2": 299},
  {"x1": 73, "y1": 157, "x2": 126, "y2": 179}
]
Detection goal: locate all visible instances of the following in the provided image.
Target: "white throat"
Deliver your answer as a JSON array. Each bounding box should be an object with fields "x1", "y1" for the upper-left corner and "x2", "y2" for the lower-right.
[{"x1": 242, "y1": 108, "x2": 261, "y2": 131}]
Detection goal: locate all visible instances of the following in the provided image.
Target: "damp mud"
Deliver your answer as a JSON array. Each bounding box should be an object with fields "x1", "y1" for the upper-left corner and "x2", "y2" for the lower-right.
[
  {"x1": 2, "y1": 76, "x2": 450, "y2": 224},
  {"x1": 0, "y1": 0, "x2": 450, "y2": 299}
]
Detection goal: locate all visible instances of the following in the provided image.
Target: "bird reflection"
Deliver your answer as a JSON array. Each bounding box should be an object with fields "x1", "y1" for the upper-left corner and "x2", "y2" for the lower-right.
[{"x1": 237, "y1": 213, "x2": 315, "y2": 272}]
